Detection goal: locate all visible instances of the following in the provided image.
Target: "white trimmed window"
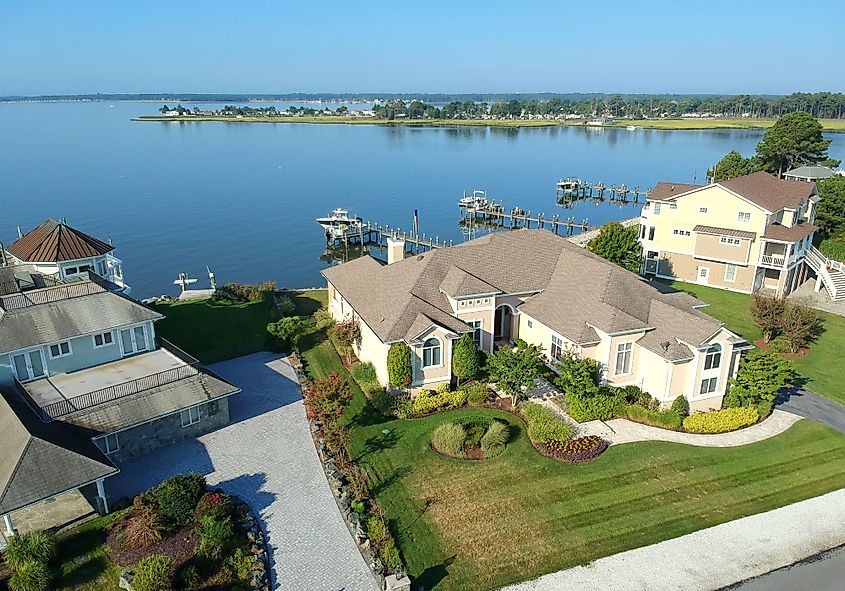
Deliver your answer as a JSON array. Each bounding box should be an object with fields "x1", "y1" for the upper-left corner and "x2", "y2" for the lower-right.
[
  {"x1": 96, "y1": 433, "x2": 119, "y2": 454},
  {"x1": 653, "y1": 203, "x2": 662, "y2": 215},
  {"x1": 704, "y1": 344, "x2": 722, "y2": 370},
  {"x1": 422, "y1": 338, "x2": 441, "y2": 368},
  {"x1": 614, "y1": 342, "x2": 633, "y2": 376},
  {"x1": 93, "y1": 331, "x2": 114, "y2": 348},
  {"x1": 724, "y1": 264, "x2": 737, "y2": 283},
  {"x1": 669, "y1": 203, "x2": 678, "y2": 210},
  {"x1": 181, "y1": 406, "x2": 201, "y2": 427},
  {"x1": 737, "y1": 212, "x2": 751, "y2": 223},
  {"x1": 527, "y1": 319, "x2": 533, "y2": 328},
  {"x1": 550, "y1": 335, "x2": 564, "y2": 361},
  {"x1": 719, "y1": 236, "x2": 741, "y2": 246},
  {"x1": 672, "y1": 229, "x2": 691, "y2": 236},
  {"x1": 700, "y1": 377, "x2": 718, "y2": 395},
  {"x1": 699, "y1": 207, "x2": 708, "y2": 214},
  {"x1": 49, "y1": 341, "x2": 72, "y2": 359},
  {"x1": 468, "y1": 320, "x2": 483, "y2": 347}
]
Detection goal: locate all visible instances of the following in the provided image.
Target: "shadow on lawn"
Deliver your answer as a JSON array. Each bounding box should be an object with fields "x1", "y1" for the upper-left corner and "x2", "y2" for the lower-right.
[
  {"x1": 416, "y1": 554, "x2": 457, "y2": 591},
  {"x1": 357, "y1": 428, "x2": 401, "y2": 460}
]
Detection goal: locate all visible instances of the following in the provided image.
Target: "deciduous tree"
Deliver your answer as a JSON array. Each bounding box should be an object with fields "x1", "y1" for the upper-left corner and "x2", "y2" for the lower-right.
[
  {"x1": 485, "y1": 343, "x2": 546, "y2": 408},
  {"x1": 266, "y1": 316, "x2": 307, "y2": 353},
  {"x1": 755, "y1": 112, "x2": 833, "y2": 176},
  {"x1": 750, "y1": 291, "x2": 785, "y2": 343},
  {"x1": 333, "y1": 318, "x2": 361, "y2": 364},
  {"x1": 587, "y1": 222, "x2": 643, "y2": 273},
  {"x1": 781, "y1": 303, "x2": 821, "y2": 354}
]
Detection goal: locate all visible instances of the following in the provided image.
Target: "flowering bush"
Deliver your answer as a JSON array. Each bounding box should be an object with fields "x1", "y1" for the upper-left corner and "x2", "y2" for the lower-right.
[
  {"x1": 194, "y1": 491, "x2": 233, "y2": 522},
  {"x1": 411, "y1": 388, "x2": 468, "y2": 416},
  {"x1": 682, "y1": 407, "x2": 759, "y2": 434},
  {"x1": 542, "y1": 436, "x2": 609, "y2": 464},
  {"x1": 303, "y1": 372, "x2": 352, "y2": 425}
]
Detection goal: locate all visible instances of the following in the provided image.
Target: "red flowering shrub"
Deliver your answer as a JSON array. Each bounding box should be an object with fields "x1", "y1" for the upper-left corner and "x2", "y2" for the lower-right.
[
  {"x1": 303, "y1": 373, "x2": 352, "y2": 426},
  {"x1": 194, "y1": 492, "x2": 233, "y2": 522},
  {"x1": 540, "y1": 435, "x2": 609, "y2": 464}
]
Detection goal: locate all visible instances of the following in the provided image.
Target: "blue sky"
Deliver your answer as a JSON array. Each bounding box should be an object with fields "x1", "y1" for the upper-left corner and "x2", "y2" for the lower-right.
[{"x1": 1, "y1": 0, "x2": 842, "y2": 95}]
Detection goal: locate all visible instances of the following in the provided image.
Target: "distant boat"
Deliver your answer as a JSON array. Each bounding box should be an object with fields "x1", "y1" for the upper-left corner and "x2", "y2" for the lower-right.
[
  {"x1": 556, "y1": 177, "x2": 580, "y2": 195},
  {"x1": 586, "y1": 117, "x2": 615, "y2": 127},
  {"x1": 626, "y1": 125, "x2": 637, "y2": 131},
  {"x1": 459, "y1": 189, "x2": 488, "y2": 210},
  {"x1": 109, "y1": 105, "x2": 115, "y2": 108},
  {"x1": 317, "y1": 208, "x2": 363, "y2": 240}
]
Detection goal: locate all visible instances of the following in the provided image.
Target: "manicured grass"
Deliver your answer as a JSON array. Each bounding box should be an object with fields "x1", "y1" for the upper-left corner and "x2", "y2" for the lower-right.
[
  {"x1": 659, "y1": 280, "x2": 845, "y2": 406},
  {"x1": 348, "y1": 408, "x2": 845, "y2": 591},
  {"x1": 285, "y1": 288, "x2": 328, "y2": 316},
  {"x1": 55, "y1": 510, "x2": 127, "y2": 590},
  {"x1": 154, "y1": 297, "x2": 275, "y2": 364}
]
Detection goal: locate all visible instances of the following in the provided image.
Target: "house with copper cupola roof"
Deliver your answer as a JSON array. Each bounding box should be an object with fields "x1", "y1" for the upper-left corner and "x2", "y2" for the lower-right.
[{"x1": 3, "y1": 219, "x2": 129, "y2": 293}]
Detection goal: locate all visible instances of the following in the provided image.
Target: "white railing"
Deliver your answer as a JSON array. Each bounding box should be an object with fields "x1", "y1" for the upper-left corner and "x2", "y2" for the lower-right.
[
  {"x1": 760, "y1": 254, "x2": 785, "y2": 267},
  {"x1": 807, "y1": 247, "x2": 845, "y2": 300}
]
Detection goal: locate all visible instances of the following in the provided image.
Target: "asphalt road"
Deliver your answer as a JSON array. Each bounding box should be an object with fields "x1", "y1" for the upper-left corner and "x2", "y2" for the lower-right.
[
  {"x1": 775, "y1": 387, "x2": 845, "y2": 435},
  {"x1": 727, "y1": 545, "x2": 845, "y2": 591}
]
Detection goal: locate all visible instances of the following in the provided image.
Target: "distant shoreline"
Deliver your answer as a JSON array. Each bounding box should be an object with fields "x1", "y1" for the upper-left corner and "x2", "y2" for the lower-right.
[{"x1": 131, "y1": 115, "x2": 845, "y2": 132}]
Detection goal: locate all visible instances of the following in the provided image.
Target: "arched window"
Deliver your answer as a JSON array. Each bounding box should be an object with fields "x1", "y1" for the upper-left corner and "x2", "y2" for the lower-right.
[
  {"x1": 704, "y1": 343, "x2": 721, "y2": 370},
  {"x1": 422, "y1": 338, "x2": 441, "y2": 368}
]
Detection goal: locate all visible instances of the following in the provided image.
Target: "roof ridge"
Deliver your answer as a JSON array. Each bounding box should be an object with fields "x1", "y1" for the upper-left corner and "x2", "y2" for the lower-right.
[{"x1": 0, "y1": 434, "x2": 33, "y2": 505}]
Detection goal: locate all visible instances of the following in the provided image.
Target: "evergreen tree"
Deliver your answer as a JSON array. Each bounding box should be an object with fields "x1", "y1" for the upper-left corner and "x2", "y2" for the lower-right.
[
  {"x1": 587, "y1": 222, "x2": 643, "y2": 273},
  {"x1": 451, "y1": 334, "x2": 480, "y2": 386},
  {"x1": 387, "y1": 342, "x2": 412, "y2": 388},
  {"x1": 755, "y1": 112, "x2": 833, "y2": 176},
  {"x1": 815, "y1": 176, "x2": 845, "y2": 236},
  {"x1": 708, "y1": 150, "x2": 759, "y2": 182}
]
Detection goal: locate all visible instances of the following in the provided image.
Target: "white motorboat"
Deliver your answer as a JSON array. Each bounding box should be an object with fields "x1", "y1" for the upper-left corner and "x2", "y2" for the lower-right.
[
  {"x1": 316, "y1": 208, "x2": 363, "y2": 240},
  {"x1": 459, "y1": 189, "x2": 488, "y2": 210}
]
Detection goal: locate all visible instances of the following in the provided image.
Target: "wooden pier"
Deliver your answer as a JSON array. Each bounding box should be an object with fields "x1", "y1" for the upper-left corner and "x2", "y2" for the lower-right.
[
  {"x1": 459, "y1": 201, "x2": 591, "y2": 235},
  {"x1": 556, "y1": 178, "x2": 651, "y2": 205},
  {"x1": 325, "y1": 220, "x2": 453, "y2": 253}
]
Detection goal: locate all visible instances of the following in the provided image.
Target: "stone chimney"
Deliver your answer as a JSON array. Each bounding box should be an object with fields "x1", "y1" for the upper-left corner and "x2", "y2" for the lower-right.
[{"x1": 386, "y1": 237, "x2": 406, "y2": 265}]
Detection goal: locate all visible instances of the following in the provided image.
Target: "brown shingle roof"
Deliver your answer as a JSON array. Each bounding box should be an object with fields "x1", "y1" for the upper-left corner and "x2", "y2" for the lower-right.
[
  {"x1": 720, "y1": 171, "x2": 815, "y2": 212},
  {"x1": 323, "y1": 230, "x2": 727, "y2": 359},
  {"x1": 7, "y1": 219, "x2": 115, "y2": 263},
  {"x1": 693, "y1": 225, "x2": 757, "y2": 240},
  {"x1": 648, "y1": 182, "x2": 704, "y2": 201},
  {"x1": 439, "y1": 266, "x2": 501, "y2": 297},
  {"x1": 763, "y1": 222, "x2": 818, "y2": 242}
]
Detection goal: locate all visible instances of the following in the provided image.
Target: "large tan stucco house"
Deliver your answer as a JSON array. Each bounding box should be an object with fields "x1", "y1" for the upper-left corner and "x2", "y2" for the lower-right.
[
  {"x1": 640, "y1": 170, "x2": 845, "y2": 300},
  {"x1": 322, "y1": 230, "x2": 749, "y2": 411}
]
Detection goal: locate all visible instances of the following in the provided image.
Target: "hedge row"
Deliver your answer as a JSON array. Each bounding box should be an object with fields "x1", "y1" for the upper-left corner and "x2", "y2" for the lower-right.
[
  {"x1": 625, "y1": 404, "x2": 683, "y2": 430},
  {"x1": 682, "y1": 407, "x2": 759, "y2": 434},
  {"x1": 411, "y1": 388, "x2": 468, "y2": 416},
  {"x1": 522, "y1": 402, "x2": 573, "y2": 445}
]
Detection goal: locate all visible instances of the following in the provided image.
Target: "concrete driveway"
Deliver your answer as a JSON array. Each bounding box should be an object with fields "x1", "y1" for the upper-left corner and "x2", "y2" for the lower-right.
[
  {"x1": 776, "y1": 388, "x2": 845, "y2": 435},
  {"x1": 107, "y1": 352, "x2": 378, "y2": 591}
]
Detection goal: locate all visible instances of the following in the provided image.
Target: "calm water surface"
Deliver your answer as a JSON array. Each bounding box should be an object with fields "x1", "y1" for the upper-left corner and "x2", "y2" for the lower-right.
[{"x1": 1, "y1": 102, "x2": 842, "y2": 297}]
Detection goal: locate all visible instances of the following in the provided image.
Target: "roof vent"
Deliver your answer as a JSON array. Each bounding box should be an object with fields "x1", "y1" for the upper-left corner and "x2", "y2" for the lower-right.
[{"x1": 661, "y1": 341, "x2": 671, "y2": 352}]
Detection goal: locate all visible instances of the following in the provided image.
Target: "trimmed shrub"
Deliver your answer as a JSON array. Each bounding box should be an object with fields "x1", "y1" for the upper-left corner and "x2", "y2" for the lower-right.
[
  {"x1": 411, "y1": 389, "x2": 468, "y2": 416},
  {"x1": 351, "y1": 362, "x2": 378, "y2": 384},
  {"x1": 436, "y1": 382, "x2": 451, "y2": 395},
  {"x1": 480, "y1": 421, "x2": 509, "y2": 458},
  {"x1": 196, "y1": 515, "x2": 236, "y2": 560},
  {"x1": 155, "y1": 473, "x2": 206, "y2": 527},
  {"x1": 368, "y1": 386, "x2": 397, "y2": 416},
  {"x1": 366, "y1": 516, "x2": 403, "y2": 570},
  {"x1": 670, "y1": 395, "x2": 689, "y2": 417},
  {"x1": 462, "y1": 382, "x2": 489, "y2": 406},
  {"x1": 522, "y1": 403, "x2": 573, "y2": 445},
  {"x1": 567, "y1": 389, "x2": 625, "y2": 423},
  {"x1": 2, "y1": 531, "x2": 57, "y2": 570},
  {"x1": 757, "y1": 400, "x2": 774, "y2": 420},
  {"x1": 544, "y1": 436, "x2": 609, "y2": 464},
  {"x1": 683, "y1": 407, "x2": 759, "y2": 434},
  {"x1": 9, "y1": 560, "x2": 51, "y2": 591},
  {"x1": 625, "y1": 404, "x2": 683, "y2": 430},
  {"x1": 393, "y1": 397, "x2": 414, "y2": 419},
  {"x1": 621, "y1": 385, "x2": 659, "y2": 410},
  {"x1": 132, "y1": 554, "x2": 175, "y2": 591},
  {"x1": 456, "y1": 416, "x2": 493, "y2": 448},
  {"x1": 193, "y1": 491, "x2": 233, "y2": 522},
  {"x1": 431, "y1": 422, "x2": 466, "y2": 457},
  {"x1": 387, "y1": 342, "x2": 412, "y2": 388},
  {"x1": 123, "y1": 507, "x2": 164, "y2": 549}
]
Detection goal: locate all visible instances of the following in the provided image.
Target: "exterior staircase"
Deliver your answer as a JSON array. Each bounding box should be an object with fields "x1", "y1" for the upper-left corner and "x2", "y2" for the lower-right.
[{"x1": 806, "y1": 246, "x2": 845, "y2": 300}]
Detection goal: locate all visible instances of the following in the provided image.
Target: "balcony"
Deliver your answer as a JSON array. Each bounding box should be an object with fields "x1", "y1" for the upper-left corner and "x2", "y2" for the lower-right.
[
  {"x1": 15, "y1": 340, "x2": 203, "y2": 421},
  {"x1": 759, "y1": 254, "x2": 786, "y2": 268}
]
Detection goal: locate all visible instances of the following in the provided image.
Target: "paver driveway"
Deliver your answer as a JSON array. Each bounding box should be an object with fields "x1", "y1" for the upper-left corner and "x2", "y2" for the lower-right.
[{"x1": 107, "y1": 352, "x2": 379, "y2": 591}]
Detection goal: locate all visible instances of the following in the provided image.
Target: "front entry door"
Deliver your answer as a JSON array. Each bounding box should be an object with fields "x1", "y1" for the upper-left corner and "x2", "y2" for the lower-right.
[
  {"x1": 494, "y1": 306, "x2": 513, "y2": 341},
  {"x1": 12, "y1": 349, "x2": 46, "y2": 382},
  {"x1": 697, "y1": 266, "x2": 710, "y2": 285}
]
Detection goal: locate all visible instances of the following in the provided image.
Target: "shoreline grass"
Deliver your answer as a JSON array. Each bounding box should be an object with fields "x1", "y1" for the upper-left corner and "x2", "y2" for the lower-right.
[{"x1": 132, "y1": 115, "x2": 845, "y2": 132}]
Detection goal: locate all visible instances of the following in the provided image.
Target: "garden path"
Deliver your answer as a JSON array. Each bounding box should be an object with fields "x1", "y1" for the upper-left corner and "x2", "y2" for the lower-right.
[{"x1": 107, "y1": 352, "x2": 379, "y2": 591}]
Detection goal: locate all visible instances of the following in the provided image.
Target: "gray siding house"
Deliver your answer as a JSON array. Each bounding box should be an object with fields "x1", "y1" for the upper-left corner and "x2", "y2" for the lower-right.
[{"x1": 0, "y1": 237, "x2": 239, "y2": 536}]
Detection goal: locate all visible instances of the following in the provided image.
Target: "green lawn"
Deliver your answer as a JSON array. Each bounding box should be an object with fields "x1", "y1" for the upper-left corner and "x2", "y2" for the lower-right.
[
  {"x1": 55, "y1": 511, "x2": 127, "y2": 590},
  {"x1": 659, "y1": 280, "x2": 845, "y2": 406},
  {"x1": 153, "y1": 289, "x2": 327, "y2": 364}
]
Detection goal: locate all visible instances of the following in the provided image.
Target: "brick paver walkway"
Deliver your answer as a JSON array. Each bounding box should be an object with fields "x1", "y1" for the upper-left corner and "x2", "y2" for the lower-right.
[{"x1": 107, "y1": 352, "x2": 378, "y2": 591}]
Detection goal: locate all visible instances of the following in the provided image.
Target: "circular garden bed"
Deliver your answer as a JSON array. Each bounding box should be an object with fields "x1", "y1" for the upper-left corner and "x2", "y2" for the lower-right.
[{"x1": 431, "y1": 416, "x2": 510, "y2": 460}]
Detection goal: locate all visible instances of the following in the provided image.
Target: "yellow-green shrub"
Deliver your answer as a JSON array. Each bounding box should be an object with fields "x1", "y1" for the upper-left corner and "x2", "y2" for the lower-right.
[
  {"x1": 682, "y1": 407, "x2": 759, "y2": 434},
  {"x1": 411, "y1": 389, "x2": 468, "y2": 415}
]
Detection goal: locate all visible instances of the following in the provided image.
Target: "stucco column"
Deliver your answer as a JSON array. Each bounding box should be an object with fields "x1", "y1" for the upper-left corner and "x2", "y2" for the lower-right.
[
  {"x1": 3, "y1": 513, "x2": 13, "y2": 536},
  {"x1": 96, "y1": 478, "x2": 109, "y2": 514}
]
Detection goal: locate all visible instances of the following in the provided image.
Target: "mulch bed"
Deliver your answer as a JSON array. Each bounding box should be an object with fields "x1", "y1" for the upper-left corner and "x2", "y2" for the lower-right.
[
  {"x1": 106, "y1": 519, "x2": 199, "y2": 569},
  {"x1": 752, "y1": 339, "x2": 810, "y2": 358}
]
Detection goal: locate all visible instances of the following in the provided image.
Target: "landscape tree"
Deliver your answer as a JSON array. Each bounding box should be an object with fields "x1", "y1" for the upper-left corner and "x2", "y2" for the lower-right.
[
  {"x1": 814, "y1": 176, "x2": 845, "y2": 236},
  {"x1": 725, "y1": 350, "x2": 794, "y2": 408},
  {"x1": 587, "y1": 222, "x2": 643, "y2": 273},
  {"x1": 333, "y1": 318, "x2": 361, "y2": 364},
  {"x1": 707, "y1": 150, "x2": 759, "y2": 182},
  {"x1": 781, "y1": 303, "x2": 822, "y2": 354},
  {"x1": 485, "y1": 343, "x2": 546, "y2": 408},
  {"x1": 755, "y1": 112, "x2": 833, "y2": 176},
  {"x1": 749, "y1": 291, "x2": 786, "y2": 343},
  {"x1": 266, "y1": 316, "x2": 307, "y2": 353},
  {"x1": 553, "y1": 350, "x2": 599, "y2": 398},
  {"x1": 386, "y1": 342, "x2": 412, "y2": 388},
  {"x1": 451, "y1": 333, "x2": 481, "y2": 386}
]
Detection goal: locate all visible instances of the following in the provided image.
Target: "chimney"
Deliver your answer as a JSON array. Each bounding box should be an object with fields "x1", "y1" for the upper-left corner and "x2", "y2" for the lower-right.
[{"x1": 386, "y1": 237, "x2": 405, "y2": 265}]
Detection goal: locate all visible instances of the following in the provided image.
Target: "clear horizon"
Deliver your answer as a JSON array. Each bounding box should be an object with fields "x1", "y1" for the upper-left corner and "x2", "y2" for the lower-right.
[{"x1": 2, "y1": 0, "x2": 843, "y2": 96}]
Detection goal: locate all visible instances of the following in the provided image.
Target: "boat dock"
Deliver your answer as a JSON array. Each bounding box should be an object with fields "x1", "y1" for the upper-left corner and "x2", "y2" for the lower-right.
[
  {"x1": 556, "y1": 178, "x2": 651, "y2": 204},
  {"x1": 460, "y1": 201, "x2": 591, "y2": 235},
  {"x1": 325, "y1": 220, "x2": 454, "y2": 252}
]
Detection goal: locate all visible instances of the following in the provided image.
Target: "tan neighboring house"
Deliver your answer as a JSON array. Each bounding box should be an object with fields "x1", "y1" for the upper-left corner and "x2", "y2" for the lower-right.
[
  {"x1": 322, "y1": 230, "x2": 749, "y2": 411},
  {"x1": 640, "y1": 171, "x2": 845, "y2": 300}
]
